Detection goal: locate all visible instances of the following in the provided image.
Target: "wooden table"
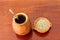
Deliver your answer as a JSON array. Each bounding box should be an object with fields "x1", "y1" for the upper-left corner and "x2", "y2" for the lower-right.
[{"x1": 0, "y1": 0, "x2": 60, "y2": 40}]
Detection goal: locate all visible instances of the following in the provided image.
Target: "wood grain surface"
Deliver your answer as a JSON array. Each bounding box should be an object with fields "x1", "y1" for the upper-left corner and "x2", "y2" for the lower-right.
[{"x1": 0, "y1": 0, "x2": 60, "y2": 40}]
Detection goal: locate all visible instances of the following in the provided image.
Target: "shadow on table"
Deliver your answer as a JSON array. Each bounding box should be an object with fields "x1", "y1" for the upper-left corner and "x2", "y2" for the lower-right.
[{"x1": 16, "y1": 30, "x2": 33, "y2": 40}]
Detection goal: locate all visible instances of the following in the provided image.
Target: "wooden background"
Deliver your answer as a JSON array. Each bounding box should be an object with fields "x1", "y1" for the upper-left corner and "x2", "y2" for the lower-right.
[{"x1": 0, "y1": 0, "x2": 60, "y2": 40}]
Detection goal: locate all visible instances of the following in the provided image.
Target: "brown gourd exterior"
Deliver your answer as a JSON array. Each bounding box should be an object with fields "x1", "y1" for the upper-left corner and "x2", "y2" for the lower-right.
[{"x1": 12, "y1": 13, "x2": 31, "y2": 35}]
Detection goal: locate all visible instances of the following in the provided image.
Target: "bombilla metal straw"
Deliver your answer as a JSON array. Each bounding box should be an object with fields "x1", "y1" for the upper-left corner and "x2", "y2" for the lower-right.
[{"x1": 9, "y1": 9, "x2": 14, "y2": 15}]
